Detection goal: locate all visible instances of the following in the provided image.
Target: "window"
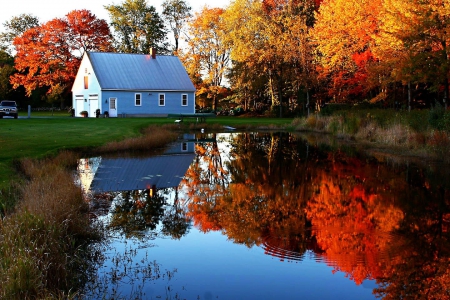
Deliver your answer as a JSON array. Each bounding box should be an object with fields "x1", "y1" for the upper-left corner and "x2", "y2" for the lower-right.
[
  {"x1": 84, "y1": 76, "x2": 88, "y2": 89},
  {"x1": 182, "y1": 94, "x2": 188, "y2": 106},
  {"x1": 159, "y1": 94, "x2": 165, "y2": 106},
  {"x1": 109, "y1": 98, "x2": 116, "y2": 110},
  {"x1": 182, "y1": 142, "x2": 188, "y2": 152},
  {"x1": 135, "y1": 93, "x2": 141, "y2": 106}
]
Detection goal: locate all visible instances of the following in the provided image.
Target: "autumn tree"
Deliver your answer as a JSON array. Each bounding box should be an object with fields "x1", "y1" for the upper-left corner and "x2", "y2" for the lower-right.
[
  {"x1": 183, "y1": 7, "x2": 230, "y2": 110},
  {"x1": 162, "y1": 0, "x2": 192, "y2": 53},
  {"x1": 311, "y1": 0, "x2": 381, "y2": 103},
  {"x1": 11, "y1": 10, "x2": 112, "y2": 104},
  {"x1": 0, "y1": 14, "x2": 39, "y2": 54},
  {"x1": 223, "y1": 0, "x2": 317, "y2": 116},
  {"x1": 226, "y1": 60, "x2": 269, "y2": 112},
  {"x1": 374, "y1": 0, "x2": 450, "y2": 109},
  {"x1": 105, "y1": 0, "x2": 168, "y2": 54}
]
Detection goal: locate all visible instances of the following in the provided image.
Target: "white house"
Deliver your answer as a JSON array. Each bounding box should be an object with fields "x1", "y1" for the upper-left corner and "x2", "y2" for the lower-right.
[{"x1": 71, "y1": 49, "x2": 196, "y2": 117}]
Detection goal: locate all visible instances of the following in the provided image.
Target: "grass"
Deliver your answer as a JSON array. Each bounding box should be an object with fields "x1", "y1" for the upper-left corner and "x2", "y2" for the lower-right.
[
  {"x1": 0, "y1": 115, "x2": 292, "y2": 189},
  {"x1": 0, "y1": 151, "x2": 100, "y2": 299}
]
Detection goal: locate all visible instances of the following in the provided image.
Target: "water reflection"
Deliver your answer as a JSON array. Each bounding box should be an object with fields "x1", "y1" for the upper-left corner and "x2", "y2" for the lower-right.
[
  {"x1": 78, "y1": 138, "x2": 196, "y2": 239},
  {"x1": 79, "y1": 132, "x2": 450, "y2": 299},
  {"x1": 180, "y1": 132, "x2": 450, "y2": 298}
]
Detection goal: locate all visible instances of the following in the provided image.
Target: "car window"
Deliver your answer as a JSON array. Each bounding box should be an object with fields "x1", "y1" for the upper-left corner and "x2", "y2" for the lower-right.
[{"x1": 1, "y1": 101, "x2": 16, "y2": 107}]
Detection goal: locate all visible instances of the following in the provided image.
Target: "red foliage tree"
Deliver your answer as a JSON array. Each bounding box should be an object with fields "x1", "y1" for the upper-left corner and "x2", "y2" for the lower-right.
[{"x1": 11, "y1": 9, "x2": 112, "y2": 97}]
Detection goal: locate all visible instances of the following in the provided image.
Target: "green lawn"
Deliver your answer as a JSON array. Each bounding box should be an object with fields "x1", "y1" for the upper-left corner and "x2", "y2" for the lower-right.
[{"x1": 0, "y1": 115, "x2": 293, "y2": 188}]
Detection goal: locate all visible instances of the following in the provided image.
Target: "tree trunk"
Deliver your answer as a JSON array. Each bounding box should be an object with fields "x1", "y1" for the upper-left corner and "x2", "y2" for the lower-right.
[
  {"x1": 306, "y1": 88, "x2": 310, "y2": 117},
  {"x1": 408, "y1": 82, "x2": 411, "y2": 112}
]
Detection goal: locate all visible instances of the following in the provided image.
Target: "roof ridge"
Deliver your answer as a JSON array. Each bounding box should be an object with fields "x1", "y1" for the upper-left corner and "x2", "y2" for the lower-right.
[{"x1": 87, "y1": 51, "x2": 175, "y2": 57}]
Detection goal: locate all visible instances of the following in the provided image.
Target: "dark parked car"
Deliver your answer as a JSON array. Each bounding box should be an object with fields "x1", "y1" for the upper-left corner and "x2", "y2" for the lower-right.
[{"x1": 0, "y1": 100, "x2": 18, "y2": 119}]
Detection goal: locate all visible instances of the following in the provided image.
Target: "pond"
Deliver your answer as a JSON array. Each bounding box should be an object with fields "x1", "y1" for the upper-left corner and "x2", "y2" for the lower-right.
[{"x1": 77, "y1": 132, "x2": 450, "y2": 300}]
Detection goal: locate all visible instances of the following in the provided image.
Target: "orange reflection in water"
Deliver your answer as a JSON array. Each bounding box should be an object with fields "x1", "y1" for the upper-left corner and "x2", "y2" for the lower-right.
[
  {"x1": 180, "y1": 133, "x2": 450, "y2": 297},
  {"x1": 306, "y1": 168, "x2": 404, "y2": 284}
]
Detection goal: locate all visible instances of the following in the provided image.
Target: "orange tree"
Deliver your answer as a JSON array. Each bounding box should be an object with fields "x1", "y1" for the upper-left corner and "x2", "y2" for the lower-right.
[
  {"x1": 374, "y1": 0, "x2": 450, "y2": 107},
  {"x1": 311, "y1": 0, "x2": 382, "y2": 103},
  {"x1": 11, "y1": 10, "x2": 112, "y2": 102}
]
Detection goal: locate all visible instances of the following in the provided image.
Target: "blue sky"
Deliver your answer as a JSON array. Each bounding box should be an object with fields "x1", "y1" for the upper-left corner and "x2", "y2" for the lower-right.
[{"x1": 1, "y1": 0, "x2": 230, "y2": 31}]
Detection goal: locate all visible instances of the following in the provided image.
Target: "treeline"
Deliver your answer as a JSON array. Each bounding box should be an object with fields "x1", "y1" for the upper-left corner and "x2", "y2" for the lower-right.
[{"x1": 0, "y1": 0, "x2": 449, "y2": 115}]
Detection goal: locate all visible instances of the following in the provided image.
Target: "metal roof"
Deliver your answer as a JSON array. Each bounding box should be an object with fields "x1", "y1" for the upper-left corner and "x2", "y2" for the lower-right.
[
  {"x1": 89, "y1": 153, "x2": 195, "y2": 193},
  {"x1": 87, "y1": 52, "x2": 196, "y2": 91}
]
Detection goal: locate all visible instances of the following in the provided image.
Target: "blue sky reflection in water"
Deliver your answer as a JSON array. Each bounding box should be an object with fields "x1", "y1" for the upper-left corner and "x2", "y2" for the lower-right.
[
  {"x1": 78, "y1": 132, "x2": 450, "y2": 300},
  {"x1": 92, "y1": 227, "x2": 376, "y2": 300}
]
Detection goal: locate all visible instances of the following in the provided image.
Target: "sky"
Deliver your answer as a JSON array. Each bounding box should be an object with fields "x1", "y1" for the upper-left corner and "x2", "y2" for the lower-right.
[{"x1": 0, "y1": 0, "x2": 231, "y2": 31}]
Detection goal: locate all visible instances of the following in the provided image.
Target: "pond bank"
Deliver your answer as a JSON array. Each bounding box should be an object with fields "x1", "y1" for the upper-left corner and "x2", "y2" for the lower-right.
[
  {"x1": 289, "y1": 111, "x2": 450, "y2": 163},
  {"x1": 0, "y1": 125, "x2": 178, "y2": 299}
]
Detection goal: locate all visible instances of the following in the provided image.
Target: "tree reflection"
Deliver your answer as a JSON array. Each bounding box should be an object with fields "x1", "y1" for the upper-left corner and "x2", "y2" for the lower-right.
[
  {"x1": 161, "y1": 200, "x2": 190, "y2": 240},
  {"x1": 108, "y1": 187, "x2": 190, "y2": 239},
  {"x1": 305, "y1": 153, "x2": 406, "y2": 284},
  {"x1": 181, "y1": 131, "x2": 450, "y2": 297},
  {"x1": 183, "y1": 132, "x2": 315, "y2": 257},
  {"x1": 373, "y1": 175, "x2": 450, "y2": 299}
]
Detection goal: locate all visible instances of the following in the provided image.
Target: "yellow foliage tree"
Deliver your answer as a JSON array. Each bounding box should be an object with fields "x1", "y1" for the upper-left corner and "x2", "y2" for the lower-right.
[{"x1": 312, "y1": 0, "x2": 381, "y2": 102}]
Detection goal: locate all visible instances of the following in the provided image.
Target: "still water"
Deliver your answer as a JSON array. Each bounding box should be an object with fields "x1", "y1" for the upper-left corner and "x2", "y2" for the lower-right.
[{"x1": 77, "y1": 132, "x2": 450, "y2": 299}]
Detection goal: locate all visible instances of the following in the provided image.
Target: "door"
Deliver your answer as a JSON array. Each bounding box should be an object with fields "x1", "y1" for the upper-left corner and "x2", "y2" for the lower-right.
[
  {"x1": 75, "y1": 97, "x2": 84, "y2": 117},
  {"x1": 89, "y1": 95, "x2": 99, "y2": 118},
  {"x1": 109, "y1": 97, "x2": 117, "y2": 117}
]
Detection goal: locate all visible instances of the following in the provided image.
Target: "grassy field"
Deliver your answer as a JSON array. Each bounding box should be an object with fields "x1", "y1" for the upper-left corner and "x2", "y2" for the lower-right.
[{"x1": 0, "y1": 114, "x2": 293, "y2": 188}]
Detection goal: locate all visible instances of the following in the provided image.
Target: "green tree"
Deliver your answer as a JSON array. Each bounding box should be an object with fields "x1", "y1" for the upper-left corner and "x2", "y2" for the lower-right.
[
  {"x1": 162, "y1": 0, "x2": 192, "y2": 53},
  {"x1": 0, "y1": 14, "x2": 39, "y2": 54},
  {"x1": 105, "y1": 0, "x2": 168, "y2": 54},
  {"x1": 0, "y1": 50, "x2": 16, "y2": 99}
]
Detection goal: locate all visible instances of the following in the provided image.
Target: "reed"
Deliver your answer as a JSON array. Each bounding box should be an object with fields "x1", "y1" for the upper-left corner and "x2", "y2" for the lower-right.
[
  {"x1": 97, "y1": 125, "x2": 178, "y2": 153},
  {"x1": 291, "y1": 109, "x2": 450, "y2": 160},
  {"x1": 0, "y1": 151, "x2": 101, "y2": 299}
]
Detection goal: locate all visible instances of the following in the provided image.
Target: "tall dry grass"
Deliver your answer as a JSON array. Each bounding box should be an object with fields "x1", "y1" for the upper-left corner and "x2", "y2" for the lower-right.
[
  {"x1": 97, "y1": 125, "x2": 178, "y2": 153},
  {"x1": 0, "y1": 124, "x2": 185, "y2": 298},
  {"x1": 0, "y1": 151, "x2": 100, "y2": 299},
  {"x1": 291, "y1": 112, "x2": 450, "y2": 159}
]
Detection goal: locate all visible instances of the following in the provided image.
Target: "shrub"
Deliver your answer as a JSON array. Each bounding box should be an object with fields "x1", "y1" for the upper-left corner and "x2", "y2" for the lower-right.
[
  {"x1": 427, "y1": 130, "x2": 450, "y2": 158},
  {"x1": 343, "y1": 114, "x2": 361, "y2": 135},
  {"x1": 428, "y1": 103, "x2": 445, "y2": 130},
  {"x1": 305, "y1": 115, "x2": 318, "y2": 129}
]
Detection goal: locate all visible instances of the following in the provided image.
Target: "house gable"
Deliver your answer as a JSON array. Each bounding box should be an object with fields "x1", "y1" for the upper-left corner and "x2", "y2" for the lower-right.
[{"x1": 71, "y1": 54, "x2": 101, "y2": 93}]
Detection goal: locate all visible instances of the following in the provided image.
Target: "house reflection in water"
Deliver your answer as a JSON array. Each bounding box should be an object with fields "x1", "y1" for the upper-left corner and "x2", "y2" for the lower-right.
[
  {"x1": 78, "y1": 137, "x2": 195, "y2": 194},
  {"x1": 77, "y1": 137, "x2": 196, "y2": 238}
]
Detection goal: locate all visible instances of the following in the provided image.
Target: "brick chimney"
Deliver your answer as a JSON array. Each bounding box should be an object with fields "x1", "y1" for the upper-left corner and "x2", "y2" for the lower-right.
[{"x1": 150, "y1": 47, "x2": 156, "y2": 59}]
